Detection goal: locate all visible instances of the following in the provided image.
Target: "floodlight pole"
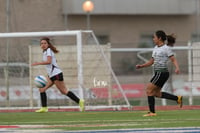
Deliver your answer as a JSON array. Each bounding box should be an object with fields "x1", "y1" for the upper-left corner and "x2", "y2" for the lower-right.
[
  {"x1": 196, "y1": 0, "x2": 200, "y2": 41},
  {"x1": 86, "y1": 12, "x2": 91, "y2": 30},
  {"x1": 82, "y1": 0, "x2": 94, "y2": 30},
  {"x1": 6, "y1": 0, "x2": 10, "y2": 107}
]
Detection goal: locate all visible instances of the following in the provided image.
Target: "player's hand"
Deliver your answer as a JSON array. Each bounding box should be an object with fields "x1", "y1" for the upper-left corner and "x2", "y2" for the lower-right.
[
  {"x1": 31, "y1": 62, "x2": 39, "y2": 66},
  {"x1": 175, "y1": 68, "x2": 180, "y2": 74},
  {"x1": 136, "y1": 64, "x2": 143, "y2": 69}
]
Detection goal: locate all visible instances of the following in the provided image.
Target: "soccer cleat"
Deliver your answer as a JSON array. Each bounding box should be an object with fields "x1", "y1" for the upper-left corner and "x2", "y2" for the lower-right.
[
  {"x1": 35, "y1": 107, "x2": 48, "y2": 113},
  {"x1": 143, "y1": 112, "x2": 157, "y2": 117},
  {"x1": 79, "y1": 99, "x2": 85, "y2": 112},
  {"x1": 177, "y1": 96, "x2": 183, "y2": 108}
]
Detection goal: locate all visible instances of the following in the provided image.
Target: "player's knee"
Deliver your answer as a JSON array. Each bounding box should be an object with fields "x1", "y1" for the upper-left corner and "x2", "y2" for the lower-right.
[
  {"x1": 146, "y1": 89, "x2": 154, "y2": 96},
  {"x1": 60, "y1": 90, "x2": 68, "y2": 95},
  {"x1": 155, "y1": 93, "x2": 162, "y2": 98},
  {"x1": 61, "y1": 91, "x2": 66, "y2": 95},
  {"x1": 39, "y1": 88, "x2": 45, "y2": 93}
]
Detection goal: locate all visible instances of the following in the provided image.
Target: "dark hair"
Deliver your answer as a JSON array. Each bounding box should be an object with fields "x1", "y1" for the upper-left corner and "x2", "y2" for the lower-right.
[
  {"x1": 166, "y1": 34, "x2": 176, "y2": 47},
  {"x1": 155, "y1": 30, "x2": 167, "y2": 42},
  {"x1": 40, "y1": 37, "x2": 59, "y2": 53},
  {"x1": 155, "y1": 30, "x2": 176, "y2": 47}
]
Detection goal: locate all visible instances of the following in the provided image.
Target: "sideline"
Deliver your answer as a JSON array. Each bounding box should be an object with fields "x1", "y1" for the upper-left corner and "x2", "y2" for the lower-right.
[{"x1": 1, "y1": 127, "x2": 200, "y2": 133}]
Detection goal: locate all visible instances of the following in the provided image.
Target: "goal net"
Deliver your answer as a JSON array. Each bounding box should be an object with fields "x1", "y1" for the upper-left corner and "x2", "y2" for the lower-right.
[{"x1": 0, "y1": 30, "x2": 130, "y2": 110}]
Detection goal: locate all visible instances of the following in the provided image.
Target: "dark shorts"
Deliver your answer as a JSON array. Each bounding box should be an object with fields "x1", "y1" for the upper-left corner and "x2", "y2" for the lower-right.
[
  {"x1": 150, "y1": 71, "x2": 169, "y2": 88},
  {"x1": 50, "y1": 73, "x2": 64, "y2": 82}
]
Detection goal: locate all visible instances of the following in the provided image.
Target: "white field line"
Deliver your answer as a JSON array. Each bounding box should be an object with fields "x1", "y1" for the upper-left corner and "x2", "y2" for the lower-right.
[
  {"x1": 1, "y1": 127, "x2": 200, "y2": 133},
  {"x1": 1, "y1": 119, "x2": 198, "y2": 129},
  {"x1": 0, "y1": 118, "x2": 199, "y2": 125}
]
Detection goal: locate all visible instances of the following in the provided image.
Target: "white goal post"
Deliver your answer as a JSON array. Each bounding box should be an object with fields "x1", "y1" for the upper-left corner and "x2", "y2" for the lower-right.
[{"x1": 0, "y1": 30, "x2": 130, "y2": 110}]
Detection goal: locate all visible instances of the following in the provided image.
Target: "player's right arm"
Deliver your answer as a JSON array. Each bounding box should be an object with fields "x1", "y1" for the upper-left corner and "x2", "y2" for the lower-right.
[
  {"x1": 136, "y1": 58, "x2": 154, "y2": 69},
  {"x1": 31, "y1": 56, "x2": 52, "y2": 66}
]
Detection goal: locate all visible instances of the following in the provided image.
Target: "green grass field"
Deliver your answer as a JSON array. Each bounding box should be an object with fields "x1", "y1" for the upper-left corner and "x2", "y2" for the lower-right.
[{"x1": 0, "y1": 110, "x2": 199, "y2": 131}]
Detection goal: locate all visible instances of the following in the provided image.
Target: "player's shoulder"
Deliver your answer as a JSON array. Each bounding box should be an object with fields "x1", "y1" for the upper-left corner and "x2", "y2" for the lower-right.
[
  {"x1": 44, "y1": 48, "x2": 54, "y2": 56},
  {"x1": 163, "y1": 44, "x2": 172, "y2": 50},
  {"x1": 47, "y1": 48, "x2": 54, "y2": 53}
]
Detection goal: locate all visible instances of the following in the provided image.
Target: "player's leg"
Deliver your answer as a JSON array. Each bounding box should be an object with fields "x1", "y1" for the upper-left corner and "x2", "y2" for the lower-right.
[
  {"x1": 143, "y1": 83, "x2": 157, "y2": 117},
  {"x1": 36, "y1": 77, "x2": 53, "y2": 113},
  {"x1": 153, "y1": 72, "x2": 183, "y2": 108},
  {"x1": 160, "y1": 92, "x2": 182, "y2": 108},
  {"x1": 55, "y1": 80, "x2": 79, "y2": 103},
  {"x1": 143, "y1": 71, "x2": 168, "y2": 117},
  {"x1": 153, "y1": 71, "x2": 182, "y2": 107},
  {"x1": 55, "y1": 80, "x2": 85, "y2": 111}
]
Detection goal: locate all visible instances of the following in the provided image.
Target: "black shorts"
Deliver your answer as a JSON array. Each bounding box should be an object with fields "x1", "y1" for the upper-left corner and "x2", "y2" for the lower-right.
[
  {"x1": 150, "y1": 71, "x2": 169, "y2": 88},
  {"x1": 50, "y1": 73, "x2": 64, "y2": 82}
]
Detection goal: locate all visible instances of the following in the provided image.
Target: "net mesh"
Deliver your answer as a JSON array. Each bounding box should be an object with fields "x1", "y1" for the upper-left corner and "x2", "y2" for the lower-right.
[{"x1": 0, "y1": 31, "x2": 130, "y2": 110}]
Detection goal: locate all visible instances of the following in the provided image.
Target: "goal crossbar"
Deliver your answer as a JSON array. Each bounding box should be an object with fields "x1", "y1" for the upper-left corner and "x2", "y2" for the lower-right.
[{"x1": 0, "y1": 30, "x2": 88, "y2": 38}]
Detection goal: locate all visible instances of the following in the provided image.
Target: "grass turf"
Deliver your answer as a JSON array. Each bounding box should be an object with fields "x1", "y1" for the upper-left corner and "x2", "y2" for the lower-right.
[{"x1": 0, "y1": 110, "x2": 199, "y2": 131}]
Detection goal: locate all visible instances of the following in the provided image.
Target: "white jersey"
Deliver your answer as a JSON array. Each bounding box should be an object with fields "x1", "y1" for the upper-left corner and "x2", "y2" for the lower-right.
[
  {"x1": 152, "y1": 44, "x2": 174, "y2": 72},
  {"x1": 43, "y1": 48, "x2": 62, "y2": 78}
]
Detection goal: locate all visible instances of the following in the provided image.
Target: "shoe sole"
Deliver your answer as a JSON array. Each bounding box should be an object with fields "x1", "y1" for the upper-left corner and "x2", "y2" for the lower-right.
[
  {"x1": 35, "y1": 109, "x2": 48, "y2": 113},
  {"x1": 143, "y1": 114, "x2": 157, "y2": 117},
  {"x1": 79, "y1": 100, "x2": 85, "y2": 112},
  {"x1": 35, "y1": 111, "x2": 48, "y2": 113},
  {"x1": 143, "y1": 113, "x2": 157, "y2": 117},
  {"x1": 179, "y1": 96, "x2": 183, "y2": 108}
]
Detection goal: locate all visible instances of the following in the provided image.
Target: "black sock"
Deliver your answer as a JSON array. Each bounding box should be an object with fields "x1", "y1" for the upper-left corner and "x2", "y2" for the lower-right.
[
  {"x1": 161, "y1": 92, "x2": 178, "y2": 101},
  {"x1": 40, "y1": 92, "x2": 47, "y2": 107},
  {"x1": 66, "y1": 91, "x2": 80, "y2": 104},
  {"x1": 148, "y1": 96, "x2": 155, "y2": 113}
]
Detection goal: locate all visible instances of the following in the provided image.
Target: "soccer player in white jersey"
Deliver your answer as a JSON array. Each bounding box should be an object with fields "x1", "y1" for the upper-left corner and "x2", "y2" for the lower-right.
[
  {"x1": 31, "y1": 37, "x2": 84, "y2": 112},
  {"x1": 136, "y1": 30, "x2": 182, "y2": 117}
]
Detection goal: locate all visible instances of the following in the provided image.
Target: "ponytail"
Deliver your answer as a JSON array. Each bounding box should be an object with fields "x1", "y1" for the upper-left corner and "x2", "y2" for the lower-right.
[{"x1": 167, "y1": 34, "x2": 176, "y2": 47}]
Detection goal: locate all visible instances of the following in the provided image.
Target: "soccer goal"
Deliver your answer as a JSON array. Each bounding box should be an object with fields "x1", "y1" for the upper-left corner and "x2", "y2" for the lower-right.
[{"x1": 0, "y1": 30, "x2": 131, "y2": 111}]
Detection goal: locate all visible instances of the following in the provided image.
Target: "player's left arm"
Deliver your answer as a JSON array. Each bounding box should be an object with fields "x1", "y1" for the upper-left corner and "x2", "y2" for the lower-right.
[{"x1": 169, "y1": 55, "x2": 180, "y2": 74}]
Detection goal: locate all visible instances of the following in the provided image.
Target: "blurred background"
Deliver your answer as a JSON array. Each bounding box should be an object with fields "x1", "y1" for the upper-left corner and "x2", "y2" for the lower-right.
[{"x1": 0, "y1": 0, "x2": 200, "y2": 109}]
